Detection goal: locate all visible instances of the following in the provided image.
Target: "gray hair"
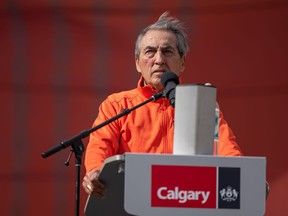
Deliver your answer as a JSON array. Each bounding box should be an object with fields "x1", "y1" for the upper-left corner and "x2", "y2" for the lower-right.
[{"x1": 135, "y1": 11, "x2": 189, "y2": 58}]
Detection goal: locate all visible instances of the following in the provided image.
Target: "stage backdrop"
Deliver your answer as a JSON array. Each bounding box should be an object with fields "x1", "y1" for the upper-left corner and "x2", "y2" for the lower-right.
[{"x1": 1, "y1": 0, "x2": 287, "y2": 215}]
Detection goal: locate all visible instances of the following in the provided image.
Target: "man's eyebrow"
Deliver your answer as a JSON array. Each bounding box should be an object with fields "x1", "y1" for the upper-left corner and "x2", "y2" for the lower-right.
[
  {"x1": 161, "y1": 45, "x2": 176, "y2": 50},
  {"x1": 144, "y1": 45, "x2": 176, "y2": 50},
  {"x1": 144, "y1": 46, "x2": 156, "y2": 50}
]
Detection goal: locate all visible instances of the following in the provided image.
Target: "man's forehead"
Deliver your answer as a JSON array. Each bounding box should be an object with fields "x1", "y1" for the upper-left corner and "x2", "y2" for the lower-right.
[{"x1": 140, "y1": 30, "x2": 177, "y2": 48}]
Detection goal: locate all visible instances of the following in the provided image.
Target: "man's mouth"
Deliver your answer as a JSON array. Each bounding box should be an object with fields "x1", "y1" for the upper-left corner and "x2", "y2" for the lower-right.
[
  {"x1": 153, "y1": 71, "x2": 165, "y2": 77},
  {"x1": 153, "y1": 68, "x2": 167, "y2": 74}
]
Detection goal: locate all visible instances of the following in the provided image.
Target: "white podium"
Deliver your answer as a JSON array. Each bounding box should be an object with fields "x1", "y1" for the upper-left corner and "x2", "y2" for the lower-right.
[{"x1": 84, "y1": 153, "x2": 266, "y2": 216}]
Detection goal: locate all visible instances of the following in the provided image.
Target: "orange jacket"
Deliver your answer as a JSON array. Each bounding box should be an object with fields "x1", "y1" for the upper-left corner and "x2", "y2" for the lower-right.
[{"x1": 84, "y1": 77, "x2": 242, "y2": 172}]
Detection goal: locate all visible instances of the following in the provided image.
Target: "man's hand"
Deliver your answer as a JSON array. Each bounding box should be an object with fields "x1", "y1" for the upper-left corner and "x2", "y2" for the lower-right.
[{"x1": 82, "y1": 169, "x2": 105, "y2": 198}]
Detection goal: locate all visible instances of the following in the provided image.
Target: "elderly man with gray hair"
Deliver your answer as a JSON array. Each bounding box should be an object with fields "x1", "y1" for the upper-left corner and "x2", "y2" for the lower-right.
[{"x1": 82, "y1": 11, "x2": 242, "y2": 198}]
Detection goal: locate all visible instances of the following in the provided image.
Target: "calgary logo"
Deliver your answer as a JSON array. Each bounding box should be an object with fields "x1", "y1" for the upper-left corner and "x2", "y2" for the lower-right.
[
  {"x1": 220, "y1": 186, "x2": 239, "y2": 202},
  {"x1": 151, "y1": 165, "x2": 217, "y2": 208}
]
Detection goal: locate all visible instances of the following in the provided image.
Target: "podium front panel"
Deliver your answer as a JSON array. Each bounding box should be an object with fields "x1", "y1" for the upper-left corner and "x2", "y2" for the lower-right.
[{"x1": 124, "y1": 153, "x2": 266, "y2": 216}]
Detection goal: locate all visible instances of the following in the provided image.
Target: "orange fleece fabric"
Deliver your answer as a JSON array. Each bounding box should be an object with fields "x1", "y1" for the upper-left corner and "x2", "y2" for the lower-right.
[{"x1": 84, "y1": 77, "x2": 243, "y2": 172}]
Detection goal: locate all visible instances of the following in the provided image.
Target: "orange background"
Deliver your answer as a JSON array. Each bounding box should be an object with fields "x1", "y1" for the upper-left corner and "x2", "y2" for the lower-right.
[{"x1": 1, "y1": 0, "x2": 287, "y2": 215}]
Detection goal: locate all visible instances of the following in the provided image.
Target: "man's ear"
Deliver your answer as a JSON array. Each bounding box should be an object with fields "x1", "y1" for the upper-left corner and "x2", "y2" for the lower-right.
[
  {"x1": 181, "y1": 56, "x2": 186, "y2": 72},
  {"x1": 135, "y1": 57, "x2": 141, "y2": 73}
]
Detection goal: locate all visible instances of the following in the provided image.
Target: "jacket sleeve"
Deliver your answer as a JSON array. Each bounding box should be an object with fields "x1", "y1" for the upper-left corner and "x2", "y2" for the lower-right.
[
  {"x1": 84, "y1": 98, "x2": 122, "y2": 173},
  {"x1": 217, "y1": 111, "x2": 243, "y2": 156}
]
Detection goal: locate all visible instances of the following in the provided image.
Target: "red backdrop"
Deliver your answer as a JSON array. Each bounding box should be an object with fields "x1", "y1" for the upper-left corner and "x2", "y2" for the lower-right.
[{"x1": 1, "y1": 0, "x2": 288, "y2": 215}]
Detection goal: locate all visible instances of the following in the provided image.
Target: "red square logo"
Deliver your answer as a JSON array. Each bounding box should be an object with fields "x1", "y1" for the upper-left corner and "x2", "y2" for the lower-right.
[{"x1": 151, "y1": 165, "x2": 217, "y2": 208}]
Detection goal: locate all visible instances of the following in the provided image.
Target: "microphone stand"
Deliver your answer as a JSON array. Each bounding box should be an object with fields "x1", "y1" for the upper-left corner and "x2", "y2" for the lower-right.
[{"x1": 41, "y1": 92, "x2": 163, "y2": 216}]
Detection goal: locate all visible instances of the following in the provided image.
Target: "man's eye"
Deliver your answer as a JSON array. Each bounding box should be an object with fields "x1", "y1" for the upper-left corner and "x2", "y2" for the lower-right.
[
  {"x1": 164, "y1": 49, "x2": 173, "y2": 53},
  {"x1": 145, "y1": 50, "x2": 154, "y2": 54},
  {"x1": 144, "y1": 50, "x2": 155, "y2": 57}
]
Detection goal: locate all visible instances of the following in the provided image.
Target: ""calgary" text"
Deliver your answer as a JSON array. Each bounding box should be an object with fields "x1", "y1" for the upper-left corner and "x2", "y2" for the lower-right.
[{"x1": 157, "y1": 187, "x2": 210, "y2": 204}]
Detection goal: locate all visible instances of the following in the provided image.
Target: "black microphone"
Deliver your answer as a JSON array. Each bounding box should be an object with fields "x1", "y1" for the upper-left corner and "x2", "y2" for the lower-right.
[{"x1": 161, "y1": 71, "x2": 179, "y2": 108}]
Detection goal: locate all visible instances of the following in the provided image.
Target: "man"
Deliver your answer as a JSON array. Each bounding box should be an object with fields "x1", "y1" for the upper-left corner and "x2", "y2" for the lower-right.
[{"x1": 82, "y1": 12, "x2": 242, "y2": 198}]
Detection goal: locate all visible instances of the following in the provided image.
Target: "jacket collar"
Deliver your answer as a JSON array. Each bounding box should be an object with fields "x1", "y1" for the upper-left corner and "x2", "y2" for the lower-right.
[{"x1": 137, "y1": 76, "x2": 159, "y2": 99}]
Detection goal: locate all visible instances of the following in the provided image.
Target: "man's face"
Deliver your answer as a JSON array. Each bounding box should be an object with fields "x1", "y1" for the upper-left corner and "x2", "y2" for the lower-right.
[{"x1": 135, "y1": 30, "x2": 185, "y2": 91}]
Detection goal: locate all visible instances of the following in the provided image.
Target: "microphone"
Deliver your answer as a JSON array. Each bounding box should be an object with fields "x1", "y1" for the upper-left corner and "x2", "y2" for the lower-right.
[{"x1": 161, "y1": 71, "x2": 179, "y2": 108}]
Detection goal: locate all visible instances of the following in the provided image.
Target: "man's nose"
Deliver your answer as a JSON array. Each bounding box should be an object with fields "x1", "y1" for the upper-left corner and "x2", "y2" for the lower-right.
[{"x1": 154, "y1": 51, "x2": 165, "y2": 65}]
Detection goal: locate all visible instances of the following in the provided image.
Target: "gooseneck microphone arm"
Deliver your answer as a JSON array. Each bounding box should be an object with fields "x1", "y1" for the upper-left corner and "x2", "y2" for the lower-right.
[{"x1": 41, "y1": 92, "x2": 163, "y2": 216}]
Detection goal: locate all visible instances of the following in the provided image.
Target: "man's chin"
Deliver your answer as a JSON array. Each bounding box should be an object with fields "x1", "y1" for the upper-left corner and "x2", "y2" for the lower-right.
[{"x1": 151, "y1": 81, "x2": 164, "y2": 92}]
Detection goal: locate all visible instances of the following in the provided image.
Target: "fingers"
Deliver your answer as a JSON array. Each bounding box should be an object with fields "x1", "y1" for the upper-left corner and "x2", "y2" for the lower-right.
[
  {"x1": 83, "y1": 169, "x2": 106, "y2": 198},
  {"x1": 82, "y1": 175, "x2": 93, "y2": 195}
]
